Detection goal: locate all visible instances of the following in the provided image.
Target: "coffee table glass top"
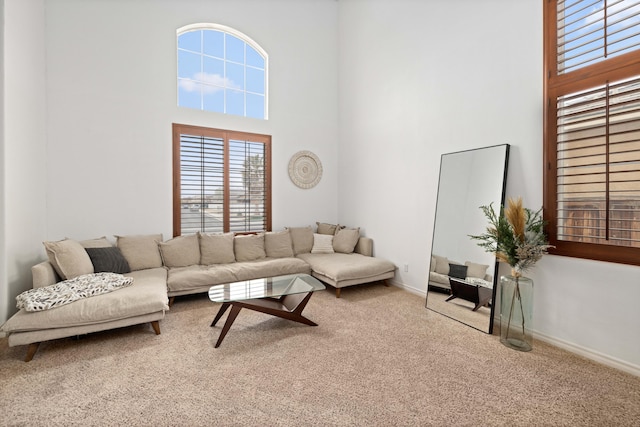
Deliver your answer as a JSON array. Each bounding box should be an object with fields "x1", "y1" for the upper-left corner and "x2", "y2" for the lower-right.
[{"x1": 208, "y1": 274, "x2": 325, "y2": 303}]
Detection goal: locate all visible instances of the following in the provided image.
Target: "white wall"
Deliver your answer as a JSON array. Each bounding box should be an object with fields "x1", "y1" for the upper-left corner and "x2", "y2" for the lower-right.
[
  {"x1": 338, "y1": 0, "x2": 640, "y2": 372},
  {"x1": 1, "y1": 0, "x2": 47, "y2": 324},
  {"x1": 43, "y1": 0, "x2": 339, "y2": 240},
  {"x1": 2, "y1": 0, "x2": 638, "y2": 375}
]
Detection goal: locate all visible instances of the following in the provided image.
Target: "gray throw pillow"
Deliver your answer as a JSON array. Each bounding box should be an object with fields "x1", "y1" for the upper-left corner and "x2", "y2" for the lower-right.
[
  {"x1": 85, "y1": 247, "x2": 131, "y2": 274},
  {"x1": 448, "y1": 263, "x2": 468, "y2": 280}
]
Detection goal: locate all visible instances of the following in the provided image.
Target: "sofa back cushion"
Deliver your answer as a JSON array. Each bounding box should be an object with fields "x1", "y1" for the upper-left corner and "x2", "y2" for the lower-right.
[
  {"x1": 79, "y1": 236, "x2": 113, "y2": 248},
  {"x1": 465, "y1": 261, "x2": 490, "y2": 279},
  {"x1": 43, "y1": 239, "x2": 94, "y2": 280},
  {"x1": 199, "y1": 232, "x2": 235, "y2": 265},
  {"x1": 316, "y1": 222, "x2": 341, "y2": 235},
  {"x1": 265, "y1": 230, "x2": 294, "y2": 258},
  {"x1": 333, "y1": 227, "x2": 360, "y2": 254},
  {"x1": 159, "y1": 234, "x2": 200, "y2": 268},
  {"x1": 287, "y1": 226, "x2": 314, "y2": 255},
  {"x1": 234, "y1": 233, "x2": 266, "y2": 262},
  {"x1": 115, "y1": 234, "x2": 163, "y2": 271}
]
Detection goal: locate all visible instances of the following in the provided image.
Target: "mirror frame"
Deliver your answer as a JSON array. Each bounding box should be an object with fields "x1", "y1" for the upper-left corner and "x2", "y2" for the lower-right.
[{"x1": 425, "y1": 144, "x2": 510, "y2": 334}]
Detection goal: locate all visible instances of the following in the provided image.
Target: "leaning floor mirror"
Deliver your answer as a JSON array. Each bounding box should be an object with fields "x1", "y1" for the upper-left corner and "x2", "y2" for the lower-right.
[{"x1": 426, "y1": 144, "x2": 510, "y2": 333}]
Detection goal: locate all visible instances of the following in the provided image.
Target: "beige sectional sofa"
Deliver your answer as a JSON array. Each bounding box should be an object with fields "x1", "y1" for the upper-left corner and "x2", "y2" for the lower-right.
[
  {"x1": 1, "y1": 224, "x2": 395, "y2": 361},
  {"x1": 428, "y1": 254, "x2": 493, "y2": 290}
]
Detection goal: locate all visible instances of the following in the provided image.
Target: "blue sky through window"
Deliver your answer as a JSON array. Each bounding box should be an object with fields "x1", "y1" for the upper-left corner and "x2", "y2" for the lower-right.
[
  {"x1": 559, "y1": 0, "x2": 640, "y2": 73},
  {"x1": 177, "y1": 26, "x2": 267, "y2": 119}
]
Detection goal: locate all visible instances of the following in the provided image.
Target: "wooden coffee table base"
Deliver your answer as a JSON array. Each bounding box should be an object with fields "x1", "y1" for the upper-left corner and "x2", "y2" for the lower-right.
[{"x1": 210, "y1": 291, "x2": 317, "y2": 348}]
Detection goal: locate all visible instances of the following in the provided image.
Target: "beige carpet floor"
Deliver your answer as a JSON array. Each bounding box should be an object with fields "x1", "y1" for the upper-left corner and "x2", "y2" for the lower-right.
[{"x1": 1, "y1": 284, "x2": 639, "y2": 426}]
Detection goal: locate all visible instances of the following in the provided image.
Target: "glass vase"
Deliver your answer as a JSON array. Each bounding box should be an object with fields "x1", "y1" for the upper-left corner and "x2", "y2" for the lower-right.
[{"x1": 500, "y1": 275, "x2": 533, "y2": 352}]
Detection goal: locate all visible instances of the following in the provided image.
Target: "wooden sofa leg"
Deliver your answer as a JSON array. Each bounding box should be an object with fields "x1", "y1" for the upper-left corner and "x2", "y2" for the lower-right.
[
  {"x1": 335, "y1": 288, "x2": 341, "y2": 298},
  {"x1": 168, "y1": 297, "x2": 175, "y2": 307},
  {"x1": 382, "y1": 279, "x2": 390, "y2": 287},
  {"x1": 151, "y1": 321, "x2": 161, "y2": 335},
  {"x1": 25, "y1": 342, "x2": 40, "y2": 362}
]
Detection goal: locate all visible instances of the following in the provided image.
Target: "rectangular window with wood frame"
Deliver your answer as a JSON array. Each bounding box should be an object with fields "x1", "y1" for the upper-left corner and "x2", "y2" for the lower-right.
[
  {"x1": 172, "y1": 124, "x2": 272, "y2": 237},
  {"x1": 544, "y1": 0, "x2": 640, "y2": 265}
]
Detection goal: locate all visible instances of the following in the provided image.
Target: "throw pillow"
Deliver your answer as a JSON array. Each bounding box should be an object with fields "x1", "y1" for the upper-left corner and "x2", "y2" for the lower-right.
[
  {"x1": 199, "y1": 232, "x2": 235, "y2": 265},
  {"x1": 85, "y1": 247, "x2": 131, "y2": 274},
  {"x1": 287, "y1": 226, "x2": 314, "y2": 255},
  {"x1": 433, "y1": 255, "x2": 450, "y2": 275},
  {"x1": 43, "y1": 239, "x2": 95, "y2": 280},
  {"x1": 316, "y1": 222, "x2": 341, "y2": 235},
  {"x1": 115, "y1": 234, "x2": 163, "y2": 271},
  {"x1": 333, "y1": 227, "x2": 360, "y2": 254},
  {"x1": 311, "y1": 233, "x2": 335, "y2": 254},
  {"x1": 265, "y1": 230, "x2": 294, "y2": 258},
  {"x1": 448, "y1": 263, "x2": 468, "y2": 280},
  {"x1": 234, "y1": 233, "x2": 266, "y2": 262},
  {"x1": 158, "y1": 234, "x2": 200, "y2": 268},
  {"x1": 465, "y1": 261, "x2": 490, "y2": 279}
]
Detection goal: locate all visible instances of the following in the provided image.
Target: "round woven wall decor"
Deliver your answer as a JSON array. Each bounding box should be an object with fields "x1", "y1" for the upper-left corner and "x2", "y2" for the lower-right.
[{"x1": 288, "y1": 150, "x2": 323, "y2": 189}]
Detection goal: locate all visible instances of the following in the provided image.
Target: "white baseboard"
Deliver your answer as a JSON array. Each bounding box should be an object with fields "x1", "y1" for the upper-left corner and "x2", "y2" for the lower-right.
[
  {"x1": 390, "y1": 280, "x2": 425, "y2": 297},
  {"x1": 533, "y1": 330, "x2": 640, "y2": 378},
  {"x1": 390, "y1": 280, "x2": 640, "y2": 378}
]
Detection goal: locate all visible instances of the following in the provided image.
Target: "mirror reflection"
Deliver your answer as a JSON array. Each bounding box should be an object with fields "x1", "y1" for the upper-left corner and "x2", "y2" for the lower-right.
[{"x1": 426, "y1": 144, "x2": 510, "y2": 333}]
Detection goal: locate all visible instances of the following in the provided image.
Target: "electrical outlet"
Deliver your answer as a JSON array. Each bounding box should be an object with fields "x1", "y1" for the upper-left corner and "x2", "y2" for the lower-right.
[{"x1": 403, "y1": 264, "x2": 409, "y2": 272}]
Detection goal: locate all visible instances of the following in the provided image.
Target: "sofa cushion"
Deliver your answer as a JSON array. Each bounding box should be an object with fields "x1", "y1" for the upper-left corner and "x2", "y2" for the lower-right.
[
  {"x1": 433, "y1": 255, "x2": 450, "y2": 275},
  {"x1": 234, "y1": 233, "x2": 266, "y2": 262},
  {"x1": 43, "y1": 239, "x2": 94, "y2": 280},
  {"x1": 232, "y1": 258, "x2": 311, "y2": 282},
  {"x1": 333, "y1": 228, "x2": 360, "y2": 254},
  {"x1": 79, "y1": 236, "x2": 113, "y2": 248},
  {"x1": 166, "y1": 258, "x2": 311, "y2": 293},
  {"x1": 115, "y1": 234, "x2": 163, "y2": 271},
  {"x1": 465, "y1": 261, "x2": 490, "y2": 279},
  {"x1": 287, "y1": 226, "x2": 314, "y2": 255},
  {"x1": 316, "y1": 222, "x2": 340, "y2": 235},
  {"x1": 159, "y1": 234, "x2": 200, "y2": 268},
  {"x1": 167, "y1": 264, "x2": 239, "y2": 292},
  {"x1": 265, "y1": 230, "x2": 294, "y2": 258},
  {"x1": 85, "y1": 247, "x2": 131, "y2": 274},
  {"x1": 1, "y1": 268, "x2": 169, "y2": 333},
  {"x1": 199, "y1": 232, "x2": 235, "y2": 265},
  {"x1": 298, "y1": 252, "x2": 394, "y2": 282},
  {"x1": 311, "y1": 233, "x2": 334, "y2": 254}
]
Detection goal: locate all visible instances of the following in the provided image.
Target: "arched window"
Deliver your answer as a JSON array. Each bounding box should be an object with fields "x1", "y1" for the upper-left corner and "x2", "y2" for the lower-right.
[{"x1": 177, "y1": 24, "x2": 268, "y2": 119}]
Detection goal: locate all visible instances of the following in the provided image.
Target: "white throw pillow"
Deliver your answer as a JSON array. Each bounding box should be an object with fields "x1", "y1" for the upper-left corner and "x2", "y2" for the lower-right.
[{"x1": 311, "y1": 233, "x2": 334, "y2": 254}]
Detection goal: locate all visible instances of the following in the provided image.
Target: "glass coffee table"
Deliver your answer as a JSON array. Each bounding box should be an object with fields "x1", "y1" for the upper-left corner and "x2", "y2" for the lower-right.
[{"x1": 208, "y1": 274, "x2": 325, "y2": 348}]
